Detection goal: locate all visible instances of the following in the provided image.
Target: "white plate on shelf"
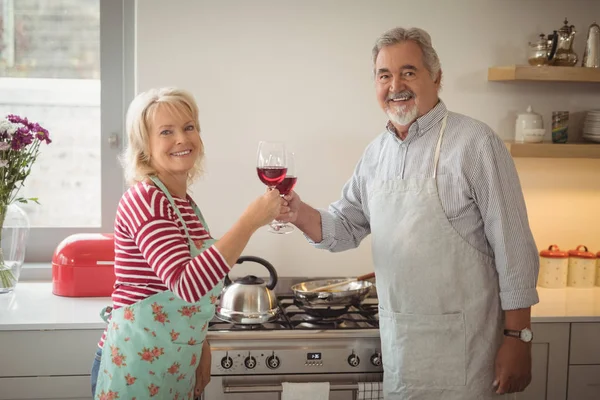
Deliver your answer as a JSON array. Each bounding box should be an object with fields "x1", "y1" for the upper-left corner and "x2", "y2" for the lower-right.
[{"x1": 583, "y1": 135, "x2": 600, "y2": 143}]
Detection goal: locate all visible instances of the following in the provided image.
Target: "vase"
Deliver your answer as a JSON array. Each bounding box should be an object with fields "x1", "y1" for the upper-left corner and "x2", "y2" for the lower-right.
[{"x1": 0, "y1": 203, "x2": 30, "y2": 293}]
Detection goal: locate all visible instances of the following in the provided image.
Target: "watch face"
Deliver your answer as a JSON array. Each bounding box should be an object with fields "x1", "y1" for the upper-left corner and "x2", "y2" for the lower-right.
[{"x1": 521, "y1": 329, "x2": 533, "y2": 342}]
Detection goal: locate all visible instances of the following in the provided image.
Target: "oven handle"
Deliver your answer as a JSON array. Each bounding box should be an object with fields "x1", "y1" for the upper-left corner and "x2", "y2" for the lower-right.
[{"x1": 223, "y1": 382, "x2": 380, "y2": 393}]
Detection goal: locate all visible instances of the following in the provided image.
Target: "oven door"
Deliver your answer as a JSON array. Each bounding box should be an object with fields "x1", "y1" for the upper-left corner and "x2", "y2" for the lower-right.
[{"x1": 202, "y1": 373, "x2": 383, "y2": 400}]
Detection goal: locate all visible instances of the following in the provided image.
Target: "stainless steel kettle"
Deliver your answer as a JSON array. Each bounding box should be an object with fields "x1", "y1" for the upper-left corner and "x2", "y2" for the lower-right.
[{"x1": 216, "y1": 256, "x2": 279, "y2": 324}]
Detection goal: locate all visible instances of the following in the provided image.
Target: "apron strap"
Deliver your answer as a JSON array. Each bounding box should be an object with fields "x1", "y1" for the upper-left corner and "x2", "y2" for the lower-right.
[
  {"x1": 148, "y1": 176, "x2": 194, "y2": 239},
  {"x1": 100, "y1": 306, "x2": 113, "y2": 323},
  {"x1": 189, "y1": 199, "x2": 210, "y2": 232},
  {"x1": 432, "y1": 114, "x2": 449, "y2": 179}
]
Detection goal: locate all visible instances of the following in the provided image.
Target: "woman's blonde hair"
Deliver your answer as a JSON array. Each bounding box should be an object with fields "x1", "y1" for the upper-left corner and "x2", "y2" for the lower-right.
[{"x1": 122, "y1": 87, "x2": 203, "y2": 186}]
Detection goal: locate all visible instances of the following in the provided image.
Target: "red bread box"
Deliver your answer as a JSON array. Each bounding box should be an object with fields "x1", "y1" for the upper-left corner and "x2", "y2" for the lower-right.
[{"x1": 52, "y1": 233, "x2": 116, "y2": 297}]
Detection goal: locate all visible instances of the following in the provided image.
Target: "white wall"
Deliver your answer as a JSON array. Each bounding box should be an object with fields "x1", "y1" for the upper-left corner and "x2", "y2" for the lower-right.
[{"x1": 136, "y1": 0, "x2": 600, "y2": 279}]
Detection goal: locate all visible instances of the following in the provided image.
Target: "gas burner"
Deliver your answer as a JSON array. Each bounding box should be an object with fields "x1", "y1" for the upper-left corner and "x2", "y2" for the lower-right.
[
  {"x1": 208, "y1": 320, "x2": 288, "y2": 331},
  {"x1": 230, "y1": 324, "x2": 267, "y2": 330},
  {"x1": 295, "y1": 314, "x2": 351, "y2": 329},
  {"x1": 302, "y1": 313, "x2": 342, "y2": 323},
  {"x1": 293, "y1": 299, "x2": 351, "y2": 319}
]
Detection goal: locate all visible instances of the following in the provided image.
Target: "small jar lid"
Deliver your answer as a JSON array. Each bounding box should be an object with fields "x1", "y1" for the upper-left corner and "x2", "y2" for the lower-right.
[
  {"x1": 518, "y1": 105, "x2": 541, "y2": 117},
  {"x1": 539, "y1": 244, "x2": 568, "y2": 258},
  {"x1": 568, "y1": 245, "x2": 597, "y2": 259}
]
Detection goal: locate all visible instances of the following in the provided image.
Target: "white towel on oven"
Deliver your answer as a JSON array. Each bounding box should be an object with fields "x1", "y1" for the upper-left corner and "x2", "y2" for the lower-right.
[
  {"x1": 281, "y1": 382, "x2": 330, "y2": 400},
  {"x1": 357, "y1": 381, "x2": 383, "y2": 400}
]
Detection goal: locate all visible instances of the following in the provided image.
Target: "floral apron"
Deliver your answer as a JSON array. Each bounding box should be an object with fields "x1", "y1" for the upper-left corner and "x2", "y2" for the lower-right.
[{"x1": 94, "y1": 177, "x2": 223, "y2": 400}]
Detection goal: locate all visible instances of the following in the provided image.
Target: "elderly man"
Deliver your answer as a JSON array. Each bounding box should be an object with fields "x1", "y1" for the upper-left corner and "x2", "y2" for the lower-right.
[{"x1": 279, "y1": 27, "x2": 539, "y2": 399}]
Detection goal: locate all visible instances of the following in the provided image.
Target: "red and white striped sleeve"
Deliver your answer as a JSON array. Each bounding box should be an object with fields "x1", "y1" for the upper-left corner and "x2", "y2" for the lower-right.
[{"x1": 117, "y1": 183, "x2": 231, "y2": 303}]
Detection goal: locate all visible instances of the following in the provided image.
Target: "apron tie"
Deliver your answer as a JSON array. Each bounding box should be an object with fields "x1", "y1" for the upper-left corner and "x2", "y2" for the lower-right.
[{"x1": 100, "y1": 306, "x2": 113, "y2": 323}]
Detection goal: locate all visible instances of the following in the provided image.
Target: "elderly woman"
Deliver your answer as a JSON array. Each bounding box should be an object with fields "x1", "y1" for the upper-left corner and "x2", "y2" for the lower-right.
[{"x1": 90, "y1": 87, "x2": 284, "y2": 399}]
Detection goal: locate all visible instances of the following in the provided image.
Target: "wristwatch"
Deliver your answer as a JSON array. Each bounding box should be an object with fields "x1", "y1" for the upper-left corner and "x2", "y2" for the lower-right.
[{"x1": 504, "y1": 327, "x2": 533, "y2": 343}]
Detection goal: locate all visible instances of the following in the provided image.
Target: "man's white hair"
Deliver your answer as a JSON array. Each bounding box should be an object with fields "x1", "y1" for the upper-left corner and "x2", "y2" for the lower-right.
[{"x1": 372, "y1": 27, "x2": 441, "y2": 82}]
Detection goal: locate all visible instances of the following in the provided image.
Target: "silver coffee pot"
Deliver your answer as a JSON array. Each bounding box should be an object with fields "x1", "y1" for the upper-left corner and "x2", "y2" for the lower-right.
[
  {"x1": 549, "y1": 18, "x2": 578, "y2": 66},
  {"x1": 582, "y1": 21, "x2": 600, "y2": 68}
]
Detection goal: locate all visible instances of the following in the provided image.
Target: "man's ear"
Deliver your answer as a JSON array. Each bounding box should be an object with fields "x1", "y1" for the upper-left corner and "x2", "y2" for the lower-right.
[{"x1": 435, "y1": 69, "x2": 443, "y2": 85}]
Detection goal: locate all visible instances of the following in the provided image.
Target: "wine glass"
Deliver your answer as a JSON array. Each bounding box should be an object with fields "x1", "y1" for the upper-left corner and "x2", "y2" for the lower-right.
[
  {"x1": 270, "y1": 151, "x2": 297, "y2": 234},
  {"x1": 256, "y1": 141, "x2": 287, "y2": 231}
]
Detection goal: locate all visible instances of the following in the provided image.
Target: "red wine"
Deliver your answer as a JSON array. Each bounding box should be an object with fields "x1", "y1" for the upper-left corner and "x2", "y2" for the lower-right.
[
  {"x1": 275, "y1": 176, "x2": 297, "y2": 195},
  {"x1": 257, "y1": 167, "x2": 287, "y2": 186}
]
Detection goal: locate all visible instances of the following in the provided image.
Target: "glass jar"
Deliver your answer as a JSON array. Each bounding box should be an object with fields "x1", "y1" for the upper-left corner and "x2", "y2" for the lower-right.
[
  {"x1": 567, "y1": 245, "x2": 597, "y2": 288},
  {"x1": 0, "y1": 203, "x2": 31, "y2": 293},
  {"x1": 538, "y1": 244, "x2": 569, "y2": 288}
]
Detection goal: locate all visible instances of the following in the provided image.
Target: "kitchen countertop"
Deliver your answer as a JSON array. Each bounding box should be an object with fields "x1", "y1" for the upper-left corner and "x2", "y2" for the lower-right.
[{"x1": 1, "y1": 282, "x2": 600, "y2": 331}]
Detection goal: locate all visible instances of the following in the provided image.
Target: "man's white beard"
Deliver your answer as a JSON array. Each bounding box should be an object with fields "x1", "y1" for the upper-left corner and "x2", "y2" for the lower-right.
[{"x1": 387, "y1": 103, "x2": 419, "y2": 126}]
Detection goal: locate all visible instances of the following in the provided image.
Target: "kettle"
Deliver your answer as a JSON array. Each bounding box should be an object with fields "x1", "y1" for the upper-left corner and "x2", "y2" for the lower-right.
[
  {"x1": 216, "y1": 256, "x2": 280, "y2": 324},
  {"x1": 582, "y1": 21, "x2": 600, "y2": 68},
  {"x1": 550, "y1": 18, "x2": 578, "y2": 66},
  {"x1": 528, "y1": 33, "x2": 557, "y2": 66}
]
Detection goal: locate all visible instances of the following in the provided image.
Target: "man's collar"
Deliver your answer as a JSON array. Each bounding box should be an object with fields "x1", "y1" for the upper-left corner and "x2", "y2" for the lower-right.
[{"x1": 386, "y1": 100, "x2": 447, "y2": 139}]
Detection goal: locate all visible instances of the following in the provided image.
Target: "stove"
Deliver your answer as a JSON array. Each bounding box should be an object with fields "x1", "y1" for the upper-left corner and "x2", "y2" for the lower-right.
[
  {"x1": 203, "y1": 293, "x2": 383, "y2": 400},
  {"x1": 208, "y1": 294, "x2": 380, "y2": 331}
]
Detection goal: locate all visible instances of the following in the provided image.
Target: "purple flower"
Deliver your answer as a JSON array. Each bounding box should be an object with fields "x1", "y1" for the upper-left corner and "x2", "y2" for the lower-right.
[
  {"x1": 11, "y1": 126, "x2": 34, "y2": 151},
  {"x1": 32, "y1": 123, "x2": 51, "y2": 144},
  {"x1": 6, "y1": 114, "x2": 28, "y2": 126},
  {"x1": 4, "y1": 114, "x2": 52, "y2": 147}
]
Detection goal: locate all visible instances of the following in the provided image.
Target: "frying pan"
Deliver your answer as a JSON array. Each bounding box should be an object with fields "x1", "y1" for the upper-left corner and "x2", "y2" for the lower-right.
[{"x1": 291, "y1": 273, "x2": 375, "y2": 308}]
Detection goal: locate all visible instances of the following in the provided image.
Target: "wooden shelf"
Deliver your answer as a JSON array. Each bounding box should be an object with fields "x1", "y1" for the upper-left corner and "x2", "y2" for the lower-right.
[
  {"x1": 488, "y1": 65, "x2": 600, "y2": 82},
  {"x1": 505, "y1": 141, "x2": 600, "y2": 159}
]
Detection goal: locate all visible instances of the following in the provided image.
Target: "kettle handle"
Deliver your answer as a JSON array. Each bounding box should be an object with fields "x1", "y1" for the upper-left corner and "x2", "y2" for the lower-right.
[
  {"x1": 224, "y1": 256, "x2": 278, "y2": 290},
  {"x1": 548, "y1": 30, "x2": 558, "y2": 61}
]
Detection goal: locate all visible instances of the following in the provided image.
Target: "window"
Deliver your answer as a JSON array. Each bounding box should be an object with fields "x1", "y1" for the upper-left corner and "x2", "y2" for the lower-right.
[{"x1": 0, "y1": 0, "x2": 134, "y2": 262}]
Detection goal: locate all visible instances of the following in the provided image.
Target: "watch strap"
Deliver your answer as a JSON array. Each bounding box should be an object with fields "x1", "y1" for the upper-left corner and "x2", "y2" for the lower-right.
[{"x1": 503, "y1": 329, "x2": 521, "y2": 339}]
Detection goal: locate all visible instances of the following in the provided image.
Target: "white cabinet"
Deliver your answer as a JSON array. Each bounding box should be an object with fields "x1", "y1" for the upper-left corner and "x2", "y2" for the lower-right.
[
  {"x1": 567, "y1": 365, "x2": 600, "y2": 400},
  {"x1": 569, "y1": 323, "x2": 600, "y2": 364},
  {"x1": 0, "y1": 329, "x2": 103, "y2": 400},
  {"x1": 515, "y1": 323, "x2": 569, "y2": 400},
  {"x1": 0, "y1": 376, "x2": 91, "y2": 400},
  {"x1": 567, "y1": 323, "x2": 600, "y2": 399}
]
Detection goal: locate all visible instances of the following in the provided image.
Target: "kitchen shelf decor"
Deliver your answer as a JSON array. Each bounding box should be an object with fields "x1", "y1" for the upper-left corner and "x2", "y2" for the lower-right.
[
  {"x1": 488, "y1": 65, "x2": 600, "y2": 83},
  {"x1": 505, "y1": 141, "x2": 600, "y2": 159}
]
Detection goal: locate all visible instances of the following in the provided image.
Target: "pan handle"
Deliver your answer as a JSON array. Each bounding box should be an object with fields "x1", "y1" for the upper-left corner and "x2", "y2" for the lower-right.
[{"x1": 357, "y1": 272, "x2": 375, "y2": 281}]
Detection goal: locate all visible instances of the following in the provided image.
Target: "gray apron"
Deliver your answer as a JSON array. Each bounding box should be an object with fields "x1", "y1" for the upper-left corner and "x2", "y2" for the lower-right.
[{"x1": 369, "y1": 115, "x2": 504, "y2": 399}]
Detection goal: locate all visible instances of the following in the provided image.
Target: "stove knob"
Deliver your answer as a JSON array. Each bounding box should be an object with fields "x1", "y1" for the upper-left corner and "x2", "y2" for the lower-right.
[
  {"x1": 348, "y1": 353, "x2": 360, "y2": 367},
  {"x1": 244, "y1": 355, "x2": 257, "y2": 369},
  {"x1": 370, "y1": 352, "x2": 382, "y2": 367},
  {"x1": 220, "y1": 355, "x2": 233, "y2": 369},
  {"x1": 266, "y1": 354, "x2": 281, "y2": 369}
]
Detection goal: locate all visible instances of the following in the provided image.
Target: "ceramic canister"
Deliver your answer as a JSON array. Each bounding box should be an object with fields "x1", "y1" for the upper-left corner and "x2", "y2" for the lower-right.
[
  {"x1": 538, "y1": 245, "x2": 569, "y2": 288},
  {"x1": 567, "y1": 245, "x2": 597, "y2": 288},
  {"x1": 515, "y1": 105, "x2": 543, "y2": 142}
]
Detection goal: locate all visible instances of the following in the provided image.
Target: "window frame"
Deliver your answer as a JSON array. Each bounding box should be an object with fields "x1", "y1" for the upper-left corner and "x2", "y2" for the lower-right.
[{"x1": 24, "y1": 0, "x2": 135, "y2": 263}]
